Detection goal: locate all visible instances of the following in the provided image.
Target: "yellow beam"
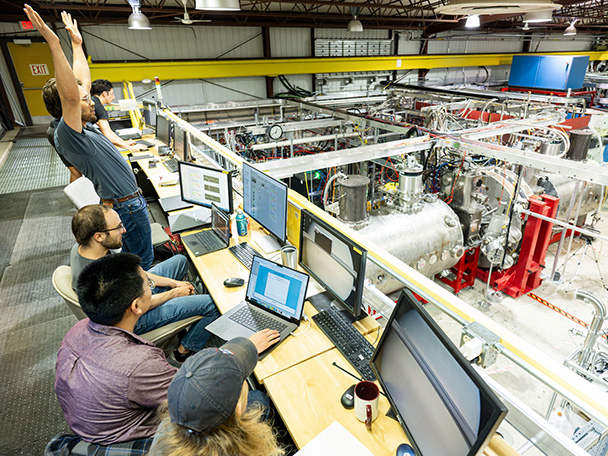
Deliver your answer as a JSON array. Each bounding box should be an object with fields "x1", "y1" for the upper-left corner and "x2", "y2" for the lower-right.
[{"x1": 90, "y1": 51, "x2": 608, "y2": 82}]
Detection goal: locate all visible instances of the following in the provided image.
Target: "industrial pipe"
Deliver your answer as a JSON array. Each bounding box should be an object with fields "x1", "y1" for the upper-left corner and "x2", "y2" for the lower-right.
[{"x1": 575, "y1": 289, "x2": 607, "y2": 369}]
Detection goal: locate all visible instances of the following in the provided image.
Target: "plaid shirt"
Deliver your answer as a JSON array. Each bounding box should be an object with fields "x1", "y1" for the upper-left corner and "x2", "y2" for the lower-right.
[{"x1": 44, "y1": 434, "x2": 153, "y2": 456}]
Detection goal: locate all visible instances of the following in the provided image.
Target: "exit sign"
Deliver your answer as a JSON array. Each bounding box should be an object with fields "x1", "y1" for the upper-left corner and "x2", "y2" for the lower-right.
[
  {"x1": 30, "y1": 64, "x2": 49, "y2": 76},
  {"x1": 20, "y1": 21, "x2": 33, "y2": 30}
]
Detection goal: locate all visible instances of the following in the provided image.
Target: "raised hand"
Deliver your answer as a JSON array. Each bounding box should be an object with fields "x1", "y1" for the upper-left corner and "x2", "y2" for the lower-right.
[
  {"x1": 23, "y1": 4, "x2": 59, "y2": 45},
  {"x1": 61, "y1": 11, "x2": 82, "y2": 46}
]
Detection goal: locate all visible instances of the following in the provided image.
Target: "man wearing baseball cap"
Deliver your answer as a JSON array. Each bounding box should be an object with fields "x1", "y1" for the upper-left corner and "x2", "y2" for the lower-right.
[{"x1": 148, "y1": 337, "x2": 284, "y2": 456}]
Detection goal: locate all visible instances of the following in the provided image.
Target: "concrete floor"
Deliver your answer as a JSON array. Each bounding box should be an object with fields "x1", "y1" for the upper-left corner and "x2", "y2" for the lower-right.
[{"x1": 427, "y1": 200, "x2": 608, "y2": 454}]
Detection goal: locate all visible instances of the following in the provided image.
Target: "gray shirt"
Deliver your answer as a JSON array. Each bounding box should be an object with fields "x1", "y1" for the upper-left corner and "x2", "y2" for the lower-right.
[
  {"x1": 55, "y1": 119, "x2": 138, "y2": 200},
  {"x1": 71, "y1": 243, "x2": 98, "y2": 290}
]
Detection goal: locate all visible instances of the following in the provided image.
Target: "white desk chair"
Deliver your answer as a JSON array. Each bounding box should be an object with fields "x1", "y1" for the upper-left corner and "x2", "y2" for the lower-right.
[{"x1": 52, "y1": 265, "x2": 201, "y2": 348}]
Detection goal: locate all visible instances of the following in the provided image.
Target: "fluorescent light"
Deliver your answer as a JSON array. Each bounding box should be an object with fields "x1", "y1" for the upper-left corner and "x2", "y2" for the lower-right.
[
  {"x1": 347, "y1": 17, "x2": 363, "y2": 32},
  {"x1": 465, "y1": 15, "x2": 480, "y2": 28},
  {"x1": 523, "y1": 11, "x2": 553, "y2": 23},
  {"x1": 195, "y1": 0, "x2": 240, "y2": 10}
]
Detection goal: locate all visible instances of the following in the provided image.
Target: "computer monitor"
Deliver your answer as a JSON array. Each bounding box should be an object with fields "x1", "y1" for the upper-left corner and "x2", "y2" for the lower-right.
[
  {"x1": 298, "y1": 209, "x2": 367, "y2": 321},
  {"x1": 371, "y1": 289, "x2": 507, "y2": 456},
  {"x1": 156, "y1": 115, "x2": 171, "y2": 146},
  {"x1": 142, "y1": 100, "x2": 157, "y2": 129},
  {"x1": 179, "y1": 161, "x2": 233, "y2": 214},
  {"x1": 173, "y1": 127, "x2": 190, "y2": 162},
  {"x1": 242, "y1": 161, "x2": 288, "y2": 252}
]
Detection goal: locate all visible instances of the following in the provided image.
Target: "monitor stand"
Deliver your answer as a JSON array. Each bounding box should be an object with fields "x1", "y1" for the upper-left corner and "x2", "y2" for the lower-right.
[
  {"x1": 308, "y1": 291, "x2": 362, "y2": 323},
  {"x1": 254, "y1": 234, "x2": 282, "y2": 254}
]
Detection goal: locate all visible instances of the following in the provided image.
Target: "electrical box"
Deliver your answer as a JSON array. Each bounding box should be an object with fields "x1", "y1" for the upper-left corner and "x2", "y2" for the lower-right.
[{"x1": 508, "y1": 55, "x2": 590, "y2": 91}]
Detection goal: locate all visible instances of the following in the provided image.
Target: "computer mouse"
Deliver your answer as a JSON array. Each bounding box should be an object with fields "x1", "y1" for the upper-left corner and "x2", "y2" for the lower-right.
[
  {"x1": 396, "y1": 443, "x2": 415, "y2": 456},
  {"x1": 223, "y1": 277, "x2": 245, "y2": 288},
  {"x1": 340, "y1": 384, "x2": 356, "y2": 409}
]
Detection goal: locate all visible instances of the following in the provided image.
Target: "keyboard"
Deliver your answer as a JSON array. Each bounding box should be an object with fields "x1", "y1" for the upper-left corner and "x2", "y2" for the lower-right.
[
  {"x1": 192, "y1": 231, "x2": 225, "y2": 251},
  {"x1": 136, "y1": 139, "x2": 155, "y2": 147},
  {"x1": 229, "y1": 242, "x2": 260, "y2": 270},
  {"x1": 163, "y1": 158, "x2": 179, "y2": 173},
  {"x1": 312, "y1": 308, "x2": 376, "y2": 381},
  {"x1": 229, "y1": 306, "x2": 287, "y2": 333}
]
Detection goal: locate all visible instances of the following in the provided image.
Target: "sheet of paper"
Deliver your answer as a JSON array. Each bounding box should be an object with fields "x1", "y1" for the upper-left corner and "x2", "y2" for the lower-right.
[{"x1": 294, "y1": 421, "x2": 374, "y2": 456}]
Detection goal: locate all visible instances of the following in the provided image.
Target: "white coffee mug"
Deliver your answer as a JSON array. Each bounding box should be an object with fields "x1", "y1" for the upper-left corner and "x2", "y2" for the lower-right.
[{"x1": 354, "y1": 381, "x2": 379, "y2": 430}]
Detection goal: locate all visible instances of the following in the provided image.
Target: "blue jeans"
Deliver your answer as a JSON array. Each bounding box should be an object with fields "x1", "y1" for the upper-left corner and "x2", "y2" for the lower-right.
[
  {"x1": 134, "y1": 255, "x2": 220, "y2": 351},
  {"x1": 112, "y1": 193, "x2": 154, "y2": 270},
  {"x1": 247, "y1": 390, "x2": 271, "y2": 421}
]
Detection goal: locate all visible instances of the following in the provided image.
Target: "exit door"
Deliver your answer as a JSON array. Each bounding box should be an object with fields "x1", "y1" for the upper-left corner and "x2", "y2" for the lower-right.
[{"x1": 7, "y1": 41, "x2": 54, "y2": 119}]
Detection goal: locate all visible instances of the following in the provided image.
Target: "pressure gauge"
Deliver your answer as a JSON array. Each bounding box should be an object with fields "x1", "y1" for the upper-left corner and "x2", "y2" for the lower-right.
[{"x1": 267, "y1": 124, "x2": 283, "y2": 140}]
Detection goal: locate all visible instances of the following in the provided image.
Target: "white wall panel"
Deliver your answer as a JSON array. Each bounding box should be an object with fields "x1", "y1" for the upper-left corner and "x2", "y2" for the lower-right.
[
  {"x1": 530, "y1": 37, "x2": 593, "y2": 53},
  {"x1": 131, "y1": 77, "x2": 266, "y2": 106},
  {"x1": 82, "y1": 24, "x2": 263, "y2": 61},
  {"x1": 270, "y1": 28, "x2": 311, "y2": 57},
  {"x1": 429, "y1": 35, "x2": 523, "y2": 54},
  {"x1": 315, "y1": 28, "x2": 390, "y2": 40},
  {"x1": 397, "y1": 32, "x2": 421, "y2": 55}
]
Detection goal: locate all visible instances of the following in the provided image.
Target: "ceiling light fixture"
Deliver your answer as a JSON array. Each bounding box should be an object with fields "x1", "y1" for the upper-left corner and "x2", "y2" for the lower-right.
[
  {"x1": 195, "y1": 0, "x2": 240, "y2": 10},
  {"x1": 128, "y1": 0, "x2": 151, "y2": 29},
  {"x1": 465, "y1": 14, "x2": 480, "y2": 28},
  {"x1": 347, "y1": 6, "x2": 363, "y2": 32},
  {"x1": 523, "y1": 10, "x2": 553, "y2": 22},
  {"x1": 564, "y1": 18, "x2": 577, "y2": 36}
]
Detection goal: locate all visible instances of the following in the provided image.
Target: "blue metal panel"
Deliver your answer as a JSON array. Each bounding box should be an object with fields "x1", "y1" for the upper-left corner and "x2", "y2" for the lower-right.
[{"x1": 508, "y1": 55, "x2": 589, "y2": 91}]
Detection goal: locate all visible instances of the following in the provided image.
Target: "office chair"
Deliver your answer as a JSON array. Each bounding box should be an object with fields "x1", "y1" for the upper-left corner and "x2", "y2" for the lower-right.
[{"x1": 52, "y1": 265, "x2": 201, "y2": 348}]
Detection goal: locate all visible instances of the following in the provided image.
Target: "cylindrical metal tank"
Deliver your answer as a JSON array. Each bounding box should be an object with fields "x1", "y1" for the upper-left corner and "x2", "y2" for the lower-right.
[
  {"x1": 337, "y1": 175, "x2": 370, "y2": 224},
  {"x1": 358, "y1": 197, "x2": 464, "y2": 294},
  {"x1": 567, "y1": 130, "x2": 592, "y2": 162},
  {"x1": 539, "y1": 174, "x2": 603, "y2": 219}
]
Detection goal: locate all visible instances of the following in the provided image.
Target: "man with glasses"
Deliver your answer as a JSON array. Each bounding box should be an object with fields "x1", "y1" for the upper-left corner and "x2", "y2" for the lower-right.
[
  {"x1": 48, "y1": 253, "x2": 279, "y2": 455},
  {"x1": 90, "y1": 79, "x2": 148, "y2": 153},
  {"x1": 26, "y1": 5, "x2": 154, "y2": 269},
  {"x1": 70, "y1": 204, "x2": 220, "y2": 366}
]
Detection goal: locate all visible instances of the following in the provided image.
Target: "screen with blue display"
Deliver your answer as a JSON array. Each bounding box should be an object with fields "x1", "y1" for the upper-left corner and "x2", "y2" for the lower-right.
[{"x1": 246, "y1": 256, "x2": 308, "y2": 320}]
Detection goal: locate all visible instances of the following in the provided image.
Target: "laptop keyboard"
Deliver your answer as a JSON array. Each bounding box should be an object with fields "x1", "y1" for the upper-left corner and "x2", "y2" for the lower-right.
[
  {"x1": 163, "y1": 158, "x2": 179, "y2": 173},
  {"x1": 229, "y1": 306, "x2": 287, "y2": 333},
  {"x1": 192, "y1": 231, "x2": 225, "y2": 251},
  {"x1": 136, "y1": 139, "x2": 155, "y2": 147},
  {"x1": 229, "y1": 242, "x2": 259, "y2": 270}
]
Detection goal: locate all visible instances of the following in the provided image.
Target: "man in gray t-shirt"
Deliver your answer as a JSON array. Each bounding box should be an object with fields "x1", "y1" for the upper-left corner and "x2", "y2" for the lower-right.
[{"x1": 30, "y1": 6, "x2": 153, "y2": 269}]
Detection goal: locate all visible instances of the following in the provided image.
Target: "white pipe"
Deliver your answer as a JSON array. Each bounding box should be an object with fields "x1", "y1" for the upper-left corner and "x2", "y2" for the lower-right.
[{"x1": 323, "y1": 172, "x2": 346, "y2": 209}]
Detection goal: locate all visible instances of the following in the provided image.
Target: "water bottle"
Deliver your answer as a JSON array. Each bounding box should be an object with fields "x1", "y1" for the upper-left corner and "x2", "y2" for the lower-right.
[{"x1": 236, "y1": 209, "x2": 248, "y2": 236}]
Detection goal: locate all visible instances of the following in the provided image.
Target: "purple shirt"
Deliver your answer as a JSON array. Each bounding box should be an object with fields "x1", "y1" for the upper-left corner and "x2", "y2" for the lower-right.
[{"x1": 55, "y1": 319, "x2": 177, "y2": 445}]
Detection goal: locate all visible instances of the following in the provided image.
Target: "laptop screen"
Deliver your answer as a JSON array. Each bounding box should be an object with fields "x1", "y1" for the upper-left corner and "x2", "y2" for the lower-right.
[
  {"x1": 211, "y1": 203, "x2": 230, "y2": 245},
  {"x1": 246, "y1": 256, "x2": 308, "y2": 321}
]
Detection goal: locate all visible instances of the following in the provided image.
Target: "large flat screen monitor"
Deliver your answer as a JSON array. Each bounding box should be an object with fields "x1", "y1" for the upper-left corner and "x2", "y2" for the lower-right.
[
  {"x1": 298, "y1": 209, "x2": 367, "y2": 320},
  {"x1": 173, "y1": 127, "x2": 190, "y2": 162},
  {"x1": 371, "y1": 289, "x2": 507, "y2": 456},
  {"x1": 179, "y1": 161, "x2": 233, "y2": 214},
  {"x1": 156, "y1": 115, "x2": 171, "y2": 146},
  {"x1": 242, "y1": 161, "x2": 288, "y2": 248}
]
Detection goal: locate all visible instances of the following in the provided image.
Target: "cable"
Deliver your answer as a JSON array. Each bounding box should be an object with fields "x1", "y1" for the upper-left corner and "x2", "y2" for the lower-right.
[{"x1": 290, "y1": 313, "x2": 311, "y2": 336}]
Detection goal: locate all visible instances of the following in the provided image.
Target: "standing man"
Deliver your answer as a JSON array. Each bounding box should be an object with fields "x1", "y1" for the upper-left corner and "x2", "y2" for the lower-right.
[
  {"x1": 26, "y1": 5, "x2": 154, "y2": 269},
  {"x1": 90, "y1": 79, "x2": 148, "y2": 153}
]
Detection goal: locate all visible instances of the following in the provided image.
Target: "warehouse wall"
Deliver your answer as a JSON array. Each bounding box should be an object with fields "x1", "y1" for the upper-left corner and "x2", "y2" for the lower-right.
[{"x1": 0, "y1": 18, "x2": 597, "y2": 122}]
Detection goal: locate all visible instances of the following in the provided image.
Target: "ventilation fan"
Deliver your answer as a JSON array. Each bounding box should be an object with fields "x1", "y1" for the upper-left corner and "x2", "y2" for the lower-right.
[
  {"x1": 173, "y1": 0, "x2": 211, "y2": 24},
  {"x1": 436, "y1": 0, "x2": 556, "y2": 15}
]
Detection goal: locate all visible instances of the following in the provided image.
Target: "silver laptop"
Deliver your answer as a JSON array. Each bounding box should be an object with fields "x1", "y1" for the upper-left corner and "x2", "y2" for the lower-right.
[
  {"x1": 181, "y1": 204, "x2": 230, "y2": 257},
  {"x1": 206, "y1": 255, "x2": 309, "y2": 354}
]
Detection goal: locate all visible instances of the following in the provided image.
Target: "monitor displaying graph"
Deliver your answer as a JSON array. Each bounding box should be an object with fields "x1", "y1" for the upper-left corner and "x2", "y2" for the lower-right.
[{"x1": 179, "y1": 161, "x2": 233, "y2": 213}]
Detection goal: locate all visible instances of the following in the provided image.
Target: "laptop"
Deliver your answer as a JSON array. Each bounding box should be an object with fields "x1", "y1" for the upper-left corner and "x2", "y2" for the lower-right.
[
  {"x1": 181, "y1": 204, "x2": 231, "y2": 257},
  {"x1": 159, "y1": 195, "x2": 193, "y2": 213},
  {"x1": 206, "y1": 255, "x2": 309, "y2": 355}
]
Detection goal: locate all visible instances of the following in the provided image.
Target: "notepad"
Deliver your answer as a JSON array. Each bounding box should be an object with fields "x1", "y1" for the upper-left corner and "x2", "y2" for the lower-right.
[{"x1": 294, "y1": 422, "x2": 374, "y2": 456}]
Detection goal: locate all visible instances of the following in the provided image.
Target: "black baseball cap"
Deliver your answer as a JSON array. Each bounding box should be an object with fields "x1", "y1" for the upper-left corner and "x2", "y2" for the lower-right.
[{"x1": 167, "y1": 338, "x2": 258, "y2": 434}]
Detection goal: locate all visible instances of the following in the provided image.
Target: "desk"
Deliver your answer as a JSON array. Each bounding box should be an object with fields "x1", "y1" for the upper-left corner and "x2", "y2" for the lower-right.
[{"x1": 182, "y1": 219, "x2": 379, "y2": 383}]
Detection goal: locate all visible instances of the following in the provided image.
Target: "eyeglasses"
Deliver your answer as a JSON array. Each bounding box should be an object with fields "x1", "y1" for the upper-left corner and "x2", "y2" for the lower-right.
[
  {"x1": 80, "y1": 94, "x2": 92, "y2": 103},
  {"x1": 99, "y1": 222, "x2": 125, "y2": 233}
]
